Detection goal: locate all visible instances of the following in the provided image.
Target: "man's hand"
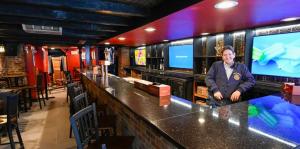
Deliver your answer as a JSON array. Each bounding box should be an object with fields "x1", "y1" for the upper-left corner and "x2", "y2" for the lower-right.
[
  {"x1": 230, "y1": 90, "x2": 241, "y2": 102},
  {"x1": 213, "y1": 91, "x2": 223, "y2": 100}
]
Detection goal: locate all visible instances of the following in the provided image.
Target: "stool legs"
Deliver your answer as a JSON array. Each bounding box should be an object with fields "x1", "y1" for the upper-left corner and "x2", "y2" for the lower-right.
[
  {"x1": 5, "y1": 123, "x2": 24, "y2": 149},
  {"x1": 38, "y1": 92, "x2": 42, "y2": 109},
  {"x1": 15, "y1": 125, "x2": 24, "y2": 148},
  {"x1": 37, "y1": 89, "x2": 46, "y2": 109},
  {"x1": 7, "y1": 125, "x2": 15, "y2": 149}
]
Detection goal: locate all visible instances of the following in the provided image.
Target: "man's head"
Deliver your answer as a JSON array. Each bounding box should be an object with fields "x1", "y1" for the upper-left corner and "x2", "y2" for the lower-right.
[{"x1": 221, "y1": 45, "x2": 235, "y2": 65}]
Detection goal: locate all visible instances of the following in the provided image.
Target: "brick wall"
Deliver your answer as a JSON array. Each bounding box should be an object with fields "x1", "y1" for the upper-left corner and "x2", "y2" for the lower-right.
[{"x1": 0, "y1": 48, "x2": 26, "y2": 76}]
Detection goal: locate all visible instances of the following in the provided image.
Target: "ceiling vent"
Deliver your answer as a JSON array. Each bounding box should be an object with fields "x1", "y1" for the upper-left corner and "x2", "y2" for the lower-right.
[{"x1": 22, "y1": 24, "x2": 62, "y2": 35}]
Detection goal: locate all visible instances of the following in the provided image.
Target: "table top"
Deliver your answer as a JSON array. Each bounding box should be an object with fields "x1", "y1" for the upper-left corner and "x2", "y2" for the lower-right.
[
  {"x1": 82, "y1": 71, "x2": 300, "y2": 149},
  {"x1": 2, "y1": 74, "x2": 26, "y2": 77}
]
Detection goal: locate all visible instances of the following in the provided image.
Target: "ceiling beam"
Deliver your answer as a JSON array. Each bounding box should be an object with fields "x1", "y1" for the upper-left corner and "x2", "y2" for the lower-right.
[
  {"x1": 0, "y1": 38, "x2": 80, "y2": 46},
  {"x1": 1, "y1": 0, "x2": 147, "y2": 17},
  {"x1": 0, "y1": 24, "x2": 106, "y2": 39},
  {"x1": 0, "y1": 15, "x2": 119, "y2": 33},
  {"x1": 0, "y1": 3, "x2": 129, "y2": 26},
  {"x1": 0, "y1": 30, "x2": 104, "y2": 40},
  {"x1": 0, "y1": 35, "x2": 100, "y2": 46}
]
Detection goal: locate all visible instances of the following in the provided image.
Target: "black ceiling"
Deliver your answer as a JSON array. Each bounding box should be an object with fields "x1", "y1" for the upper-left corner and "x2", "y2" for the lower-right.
[{"x1": 0, "y1": 0, "x2": 201, "y2": 47}]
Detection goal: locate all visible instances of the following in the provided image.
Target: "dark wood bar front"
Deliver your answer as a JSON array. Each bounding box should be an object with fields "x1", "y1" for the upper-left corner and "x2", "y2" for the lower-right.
[{"x1": 81, "y1": 70, "x2": 299, "y2": 149}]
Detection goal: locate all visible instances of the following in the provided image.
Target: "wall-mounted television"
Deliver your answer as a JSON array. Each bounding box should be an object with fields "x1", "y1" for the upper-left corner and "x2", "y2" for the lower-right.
[
  {"x1": 251, "y1": 32, "x2": 300, "y2": 78},
  {"x1": 169, "y1": 44, "x2": 193, "y2": 69},
  {"x1": 134, "y1": 47, "x2": 146, "y2": 66}
]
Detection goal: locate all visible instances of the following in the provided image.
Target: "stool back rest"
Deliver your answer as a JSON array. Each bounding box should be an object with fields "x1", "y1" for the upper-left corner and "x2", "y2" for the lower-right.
[
  {"x1": 70, "y1": 103, "x2": 99, "y2": 149},
  {"x1": 67, "y1": 82, "x2": 79, "y2": 100},
  {"x1": 68, "y1": 82, "x2": 80, "y2": 115},
  {"x1": 6, "y1": 93, "x2": 19, "y2": 122},
  {"x1": 36, "y1": 74, "x2": 43, "y2": 90},
  {"x1": 64, "y1": 71, "x2": 73, "y2": 84},
  {"x1": 73, "y1": 92, "x2": 89, "y2": 113},
  {"x1": 74, "y1": 86, "x2": 84, "y2": 97}
]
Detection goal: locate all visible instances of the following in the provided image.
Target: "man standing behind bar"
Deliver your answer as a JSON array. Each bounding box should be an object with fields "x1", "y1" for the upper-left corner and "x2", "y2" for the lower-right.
[{"x1": 205, "y1": 45, "x2": 255, "y2": 106}]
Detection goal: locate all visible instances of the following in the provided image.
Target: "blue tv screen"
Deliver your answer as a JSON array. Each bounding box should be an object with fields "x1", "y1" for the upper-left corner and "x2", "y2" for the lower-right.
[
  {"x1": 169, "y1": 45, "x2": 193, "y2": 69},
  {"x1": 251, "y1": 32, "x2": 300, "y2": 78},
  {"x1": 248, "y1": 95, "x2": 300, "y2": 146}
]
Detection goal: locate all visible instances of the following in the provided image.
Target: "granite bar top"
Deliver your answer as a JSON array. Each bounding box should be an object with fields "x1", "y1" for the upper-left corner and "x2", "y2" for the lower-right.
[{"x1": 82, "y1": 71, "x2": 300, "y2": 149}]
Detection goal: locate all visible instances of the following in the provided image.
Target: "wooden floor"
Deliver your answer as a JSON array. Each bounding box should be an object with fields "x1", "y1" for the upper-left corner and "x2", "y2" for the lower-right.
[{"x1": 0, "y1": 88, "x2": 76, "y2": 149}]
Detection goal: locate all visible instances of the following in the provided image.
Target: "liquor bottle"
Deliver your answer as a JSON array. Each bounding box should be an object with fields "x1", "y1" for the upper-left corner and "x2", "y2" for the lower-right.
[{"x1": 160, "y1": 59, "x2": 163, "y2": 70}]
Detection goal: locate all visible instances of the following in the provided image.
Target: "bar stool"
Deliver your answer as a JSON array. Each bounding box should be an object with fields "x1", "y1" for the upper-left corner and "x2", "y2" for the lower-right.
[
  {"x1": 73, "y1": 93, "x2": 116, "y2": 136},
  {"x1": 66, "y1": 81, "x2": 80, "y2": 103},
  {"x1": 36, "y1": 74, "x2": 46, "y2": 109},
  {"x1": 18, "y1": 85, "x2": 34, "y2": 112},
  {"x1": 0, "y1": 93, "x2": 24, "y2": 149},
  {"x1": 67, "y1": 82, "x2": 82, "y2": 138},
  {"x1": 70, "y1": 104, "x2": 134, "y2": 149}
]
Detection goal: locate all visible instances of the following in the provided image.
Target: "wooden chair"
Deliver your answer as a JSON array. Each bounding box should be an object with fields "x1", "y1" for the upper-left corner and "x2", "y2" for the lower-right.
[
  {"x1": 18, "y1": 85, "x2": 34, "y2": 112},
  {"x1": 67, "y1": 82, "x2": 81, "y2": 138},
  {"x1": 70, "y1": 104, "x2": 134, "y2": 149},
  {"x1": 66, "y1": 81, "x2": 80, "y2": 103},
  {"x1": 0, "y1": 78, "x2": 10, "y2": 88},
  {"x1": 73, "y1": 93, "x2": 116, "y2": 136},
  {"x1": 0, "y1": 93, "x2": 24, "y2": 149},
  {"x1": 36, "y1": 73, "x2": 46, "y2": 109}
]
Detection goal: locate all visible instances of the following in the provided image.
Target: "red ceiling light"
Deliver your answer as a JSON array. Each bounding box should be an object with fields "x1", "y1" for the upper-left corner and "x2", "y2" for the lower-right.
[
  {"x1": 215, "y1": 0, "x2": 238, "y2": 9},
  {"x1": 144, "y1": 27, "x2": 156, "y2": 32},
  {"x1": 118, "y1": 37, "x2": 126, "y2": 41}
]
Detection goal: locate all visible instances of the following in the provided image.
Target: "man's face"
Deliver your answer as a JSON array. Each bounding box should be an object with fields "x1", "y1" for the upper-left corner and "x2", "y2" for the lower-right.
[{"x1": 222, "y1": 49, "x2": 235, "y2": 64}]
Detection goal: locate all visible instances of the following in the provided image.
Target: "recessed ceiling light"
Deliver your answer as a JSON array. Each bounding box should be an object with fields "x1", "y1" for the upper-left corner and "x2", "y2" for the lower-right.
[
  {"x1": 281, "y1": 17, "x2": 300, "y2": 22},
  {"x1": 201, "y1": 32, "x2": 209, "y2": 35},
  {"x1": 144, "y1": 27, "x2": 156, "y2": 32},
  {"x1": 0, "y1": 45, "x2": 5, "y2": 53},
  {"x1": 214, "y1": 0, "x2": 238, "y2": 9},
  {"x1": 104, "y1": 42, "x2": 110, "y2": 45},
  {"x1": 141, "y1": 44, "x2": 146, "y2": 46},
  {"x1": 118, "y1": 37, "x2": 126, "y2": 41},
  {"x1": 51, "y1": 47, "x2": 55, "y2": 50},
  {"x1": 163, "y1": 40, "x2": 169, "y2": 42}
]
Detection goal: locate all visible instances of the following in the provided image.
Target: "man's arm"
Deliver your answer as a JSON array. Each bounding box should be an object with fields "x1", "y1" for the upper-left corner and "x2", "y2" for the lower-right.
[
  {"x1": 237, "y1": 65, "x2": 255, "y2": 93},
  {"x1": 205, "y1": 63, "x2": 220, "y2": 94}
]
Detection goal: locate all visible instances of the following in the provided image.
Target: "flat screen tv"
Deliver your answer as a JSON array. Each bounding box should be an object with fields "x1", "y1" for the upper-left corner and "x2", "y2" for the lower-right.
[
  {"x1": 251, "y1": 32, "x2": 300, "y2": 78},
  {"x1": 134, "y1": 47, "x2": 146, "y2": 66},
  {"x1": 169, "y1": 44, "x2": 193, "y2": 69},
  {"x1": 248, "y1": 95, "x2": 300, "y2": 146}
]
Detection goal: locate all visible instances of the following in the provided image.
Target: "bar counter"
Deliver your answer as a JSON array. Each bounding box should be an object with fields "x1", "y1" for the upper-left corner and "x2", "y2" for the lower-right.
[{"x1": 81, "y1": 71, "x2": 300, "y2": 149}]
